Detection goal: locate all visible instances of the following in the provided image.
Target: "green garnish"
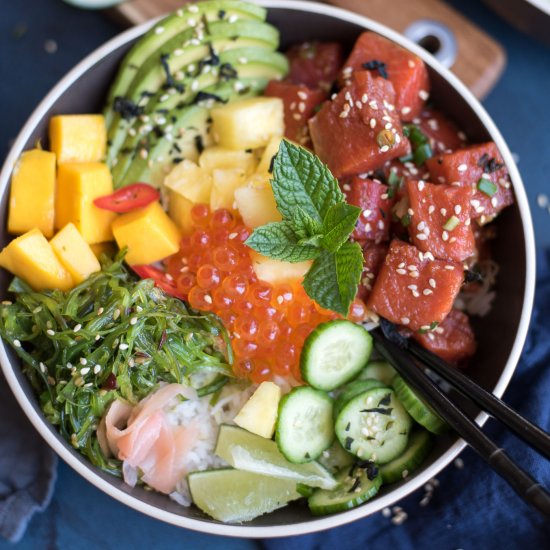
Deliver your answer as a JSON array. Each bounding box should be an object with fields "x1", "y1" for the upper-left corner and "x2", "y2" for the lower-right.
[
  {"x1": 443, "y1": 215, "x2": 460, "y2": 231},
  {"x1": 387, "y1": 170, "x2": 403, "y2": 199},
  {"x1": 400, "y1": 213, "x2": 412, "y2": 227},
  {"x1": 403, "y1": 124, "x2": 432, "y2": 166},
  {"x1": 412, "y1": 142, "x2": 432, "y2": 166},
  {"x1": 0, "y1": 252, "x2": 232, "y2": 475},
  {"x1": 477, "y1": 178, "x2": 497, "y2": 197},
  {"x1": 245, "y1": 140, "x2": 363, "y2": 316}
]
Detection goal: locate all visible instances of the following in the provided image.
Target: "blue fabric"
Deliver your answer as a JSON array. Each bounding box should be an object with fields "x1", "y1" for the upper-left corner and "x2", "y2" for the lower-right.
[{"x1": 0, "y1": 0, "x2": 549, "y2": 548}]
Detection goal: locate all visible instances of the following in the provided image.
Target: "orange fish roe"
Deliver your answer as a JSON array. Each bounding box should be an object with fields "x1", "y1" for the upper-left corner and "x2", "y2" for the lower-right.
[{"x1": 166, "y1": 204, "x2": 369, "y2": 383}]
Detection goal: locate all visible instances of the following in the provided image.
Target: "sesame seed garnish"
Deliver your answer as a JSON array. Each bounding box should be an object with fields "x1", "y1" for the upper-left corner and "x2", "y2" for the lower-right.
[
  {"x1": 418, "y1": 181, "x2": 425, "y2": 191},
  {"x1": 417, "y1": 221, "x2": 426, "y2": 231},
  {"x1": 339, "y1": 110, "x2": 349, "y2": 119},
  {"x1": 369, "y1": 118, "x2": 377, "y2": 128},
  {"x1": 13, "y1": 339, "x2": 21, "y2": 348},
  {"x1": 292, "y1": 113, "x2": 301, "y2": 121},
  {"x1": 396, "y1": 269, "x2": 407, "y2": 275},
  {"x1": 119, "y1": 343, "x2": 129, "y2": 351},
  {"x1": 445, "y1": 265, "x2": 455, "y2": 270},
  {"x1": 398, "y1": 262, "x2": 406, "y2": 268},
  {"x1": 454, "y1": 205, "x2": 462, "y2": 215},
  {"x1": 80, "y1": 358, "x2": 87, "y2": 365},
  {"x1": 440, "y1": 208, "x2": 447, "y2": 216},
  {"x1": 416, "y1": 234, "x2": 428, "y2": 241},
  {"x1": 428, "y1": 205, "x2": 435, "y2": 214},
  {"x1": 94, "y1": 365, "x2": 101, "y2": 374},
  {"x1": 457, "y1": 163, "x2": 467, "y2": 172},
  {"x1": 408, "y1": 208, "x2": 414, "y2": 216},
  {"x1": 380, "y1": 145, "x2": 390, "y2": 153},
  {"x1": 139, "y1": 149, "x2": 148, "y2": 159},
  {"x1": 378, "y1": 220, "x2": 385, "y2": 230},
  {"x1": 401, "y1": 106, "x2": 411, "y2": 115},
  {"x1": 369, "y1": 100, "x2": 378, "y2": 109},
  {"x1": 95, "y1": 335, "x2": 101, "y2": 341},
  {"x1": 74, "y1": 324, "x2": 82, "y2": 333},
  {"x1": 401, "y1": 317, "x2": 410, "y2": 325},
  {"x1": 365, "y1": 223, "x2": 372, "y2": 232},
  {"x1": 429, "y1": 278, "x2": 436, "y2": 288},
  {"x1": 491, "y1": 197, "x2": 498, "y2": 208},
  {"x1": 80, "y1": 367, "x2": 90, "y2": 375},
  {"x1": 204, "y1": 294, "x2": 213, "y2": 304},
  {"x1": 382, "y1": 507, "x2": 392, "y2": 518},
  {"x1": 130, "y1": 317, "x2": 138, "y2": 326},
  {"x1": 423, "y1": 289, "x2": 433, "y2": 296},
  {"x1": 46, "y1": 329, "x2": 55, "y2": 336},
  {"x1": 442, "y1": 230, "x2": 449, "y2": 241},
  {"x1": 419, "y1": 89, "x2": 429, "y2": 100}
]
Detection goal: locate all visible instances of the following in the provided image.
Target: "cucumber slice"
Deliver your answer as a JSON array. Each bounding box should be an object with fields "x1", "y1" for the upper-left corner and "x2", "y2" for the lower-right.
[
  {"x1": 308, "y1": 465, "x2": 382, "y2": 516},
  {"x1": 301, "y1": 320, "x2": 373, "y2": 391},
  {"x1": 333, "y1": 378, "x2": 387, "y2": 419},
  {"x1": 188, "y1": 468, "x2": 300, "y2": 522},
  {"x1": 358, "y1": 361, "x2": 397, "y2": 386},
  {"x1": 275, "y1": 387, "x2": 334, "y2": 463},
  {"x1": 392, "y1": 375, "x2": 448, "y2": 435},
  {"x1": 215, "y1": 424, "x2": 337, "y2": 489},
  {"x1": 317, "y1": 439, "x2": 355, "y2": 474},
  {"x1": 335, "y1": 388, "x2": 412, "y2": 464},
  {"x1": 379, "y1": 429, "x2": 433, "y2": 484}
]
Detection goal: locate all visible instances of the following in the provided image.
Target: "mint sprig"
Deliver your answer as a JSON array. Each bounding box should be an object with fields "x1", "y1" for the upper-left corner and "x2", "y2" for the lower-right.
[{"x1": 245, "y1": 140, "x2": 364, "y2": 316}]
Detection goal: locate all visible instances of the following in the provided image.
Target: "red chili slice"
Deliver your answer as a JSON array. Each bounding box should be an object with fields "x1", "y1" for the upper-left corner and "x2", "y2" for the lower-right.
[
  {"x1": 131, "y1": 264, "x2": 185, "y2": 300},
  {"x1": 94, "y1": 183, "x2": 160, "y2": 213}
]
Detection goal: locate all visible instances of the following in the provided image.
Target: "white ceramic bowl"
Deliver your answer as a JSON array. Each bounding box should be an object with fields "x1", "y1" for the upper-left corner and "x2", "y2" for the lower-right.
[{"x1": 0, "y1": 0, "x2": 536, "y2": 538}]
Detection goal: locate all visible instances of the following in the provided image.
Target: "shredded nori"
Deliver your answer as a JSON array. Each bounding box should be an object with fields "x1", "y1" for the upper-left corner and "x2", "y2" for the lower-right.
[
  {"x1": 361, "y1": 407, "x2": 393, "y2": 415},
  {"x1": 465, "y1": 269, "x2": 484, "y2": 284},
  {"x1": 113, "y1": 96, "x2": 144, "y2": 121},
  {"x1": 194, "y1": 91, "x2": 228, "y2": 105},
  {"x1": 362, "y1": 59, "x2": 388, "y2": 79},
  {"x1": 356, "y1": 460, "x2": 379, "y2": 480},
  {"x1": 219, "y1": 62, "x2": 239, "y2": 81},
  {"x1": 268, "y1": 154, "x2": 277, "y2": 174},
  {"x1": 344, "y1": 436, "x2": 354, "y2": 450},
  {"x1": 348, "y1": 477, "x2": 361, "y2": 493},
  {"x1": 477, "y1": 153, "x2": 504, "y2": 174},
  {"x1": 160, "y1": 53, "x2": 185, "y2": 93},
  {"x1": 195, "y1": 135, "x2": 205, "y2": 154},
  {"x1": 379, "y1": 393, "x2": 391, "y2": 407}
]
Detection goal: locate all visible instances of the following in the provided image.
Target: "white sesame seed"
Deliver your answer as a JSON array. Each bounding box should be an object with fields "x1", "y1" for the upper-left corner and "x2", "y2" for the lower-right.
[
  {"x1": 369, "y1": 100, "x2": 378, "y2": 109},
  {"x1": 46, "y1": 329, "x2": 55, "y2": 336},
  {"x1": 93, "y1": 365, "x2": 101, "y2": 375},
  {"x1": 13, "y1": 339, "x2": 21, "y2": 348},
  {"x1": 429, "y1": 278, "x2": 436, "y2": 288},
  {"x1": 401, "y1": 106, "x2": 411, "y2": 116},
  {"x1": 339, "y1": 111, "x2": 349, "y2": 119},
  {"x1": 445, "y1": 265, "x2": 455, "y2": 270},
  {"x1": 380, "y1": 145, "x2": 390, "y2": 153},
  {"x1": 382, "y1": 507, "x2": 392, "y2": 518},
  {"x1": 369, "y1": 118, "x2": 376, "y2": 128},
  {"x1": 457, "y1": 163, "x2": 467, "y2": 172},
  {"x1": 384, "y1": 122, "x2": 392, "y2": 130},
  {"x1": 378, "y1": 220, "x2": 385, "y2": 230},
  {"x1": 417, "y1": 221, "x2": 426, "y2": 231},
  {"x1": 418, "y1": 180, "x2": 425, "y2": 191},
  {"x1": 396, "y1": 269, "x2": 407, "y2": 275},
  {"x1": 442, "y1": 230, "x2": 449, "y2": 241},
  {"x1": 130, "y1": 317, "x2": 138, "y2": 326},
  {"x1": 423, "y1": 289, "x2": 433, "y2": 296},
  {"x1": 365, "y1": 223, "x2": 372, "y2": 232},
  {"x1": 401, "y1": 317, "x2": 410, "y2": 325},
  {"x1": 119, "y1": 343, "x2": 129, "y2": 351},
  {"x1": 419, "y1": 89, "x2": 429, "y2": 101},
  {"x1": 416, "y1": 234, "x2": 428, "y2": 241},
  {"x1": 470, "y1": 199, "x2": 481, "y2": 208},
  {"x1": 204, "y1": 294, "x2": 213, "y2": 304},
  {"x1": 80, "y1": 358, "x2": 88, "y2": 365},
  {"x1": 80, "y1": 367, "x2": 90, "y2": 375},
  {"x1": 97, "y1": 307, "x2": 104, "y2": 315},
  {"x1": 408, "y1": 208, "x2": 414, "y2": 216},
  {"x1": 95, "y1": 335, "x2": 100, "y2": 341},
  {"x1": 440, "y1": 208, "x2": 447, "y2": 216},
  {"x1": 428, "y1": 205, "x2": 435, "y2": 214},
  {"x1": 73, "y1": 324, "x2": 82, "y2": 333},
  {"x1": 402, "y1": 469, "x2": 409, "y2": 479},
  {"x1": 491, "y1": 197, "x2": 498, "y2": 208}
]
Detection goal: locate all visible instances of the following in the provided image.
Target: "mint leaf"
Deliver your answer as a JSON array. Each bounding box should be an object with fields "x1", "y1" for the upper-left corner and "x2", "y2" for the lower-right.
[
  {"x1": 302, "y1": 242, "x2": 364, "y2": 316},
  {"x1": 272, "y1": 140, "x2": 344, "y2": 224},
  {"x1": 321, "y1": 203, "x2": 361, "y2": 253},
  {"x1": 290, "y1": 206, "x2": 323, "y2": 239},
  {"x1": 245, "y1": 221, "x2": 320, "y2": 263}
]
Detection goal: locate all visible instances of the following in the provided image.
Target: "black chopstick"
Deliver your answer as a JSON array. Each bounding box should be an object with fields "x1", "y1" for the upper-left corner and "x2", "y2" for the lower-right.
[
  {"x1": 370, "y1": 328, "x2": 550, "y2": 518},
  {"x1": 407, "y1": 338, "x2": 550, "y2": 461}
]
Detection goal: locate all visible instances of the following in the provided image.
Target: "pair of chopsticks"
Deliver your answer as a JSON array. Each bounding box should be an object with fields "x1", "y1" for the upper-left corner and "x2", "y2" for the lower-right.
[{"x1": 371, "y1": 320, "x2": 550, "y2": 518}]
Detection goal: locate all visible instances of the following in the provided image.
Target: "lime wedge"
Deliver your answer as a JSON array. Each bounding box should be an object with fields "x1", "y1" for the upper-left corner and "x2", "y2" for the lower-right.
[
  {"x1": 215, "y1": 424, "x2": 337, "y2": 490},
  {"x1": 188, "y1": 468, "x2": 300, "y2": 522}
]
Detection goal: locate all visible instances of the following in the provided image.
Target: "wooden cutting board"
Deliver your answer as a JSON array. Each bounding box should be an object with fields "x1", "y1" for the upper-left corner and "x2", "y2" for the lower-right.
[{"x1": 109, "y1": 0, "x2": 505, "y2": 99}]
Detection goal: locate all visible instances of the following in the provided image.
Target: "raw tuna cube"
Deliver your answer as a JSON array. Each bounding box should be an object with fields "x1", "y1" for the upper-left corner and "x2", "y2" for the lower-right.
[
  {"x1": 286, "y1": 41, "x2": 344, "y2": 92},
  {"x1": 309, "y1": 71, "x2": 410, "y2": 178},
  {"x1": 343, "y1": 177, "x2": 395, "y2": 242},
  {"x1": 425, "y1": 142, "x2": 514, "y2": 223},
  {"x1": 357, "y1": 241, "x2": 389, "y2": 301},
  {"x1": 406, "y1": 179, "x2": 476, "y2": 263},
  {"x1": 367, "y1": 239, "x2": 464, "y2": 331},
  {"x1": 413, "y1": 308, "x2": 476, "y2": 363},
  {"x1": 339, "y1": 31, "x2": 430, "y2": 121},
  {"x1": 415, "y1": 108, "x2": 467, "y2": 153},
  {"x1": 264, "y1": 80, "x2": 326, "y2": 146}
]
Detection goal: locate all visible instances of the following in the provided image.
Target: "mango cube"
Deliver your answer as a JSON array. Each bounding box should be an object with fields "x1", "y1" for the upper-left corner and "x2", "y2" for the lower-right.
[
  {"x1": 164, "y1": 160, "x2": 212, "y2": 203},
  {"x1": 8, "y1": 149, "x2": 56, "y2": 237},
  {"x1": 199, "y1": 146, "x2": 257, "y2": 175},
  {"x1": 256, "y1": 136, "x2": 283, "y2": 174},
  {"x1": 50, "y1": 223, "x2": 101, "y2": 284},
  {"x1": 112, "y1": 202, "x2": 181, "y2": 265},
  {"x1": 0, "y1": 229, "x2": 73, "y2": 291},
  {"x1": 234, "y1": 174, "x2": 281, "y2": 228},
  {"x1": 49, "y1": 114, "x2": 106, "y2": 163},
  {"x1": 211, "y1": 97, "x2": 284, "y2": 150},
  {"x1": 55, "y1": 162, "x2": 116, "y2": 244},
  {"x1": 210, "y1": 168, "x2": 248, "y2": 211},
  {"x1": 234, "y1": 381, "x2": 282, "y2": 438},
  {"x1": 168, "y1": 191, "x2": 194, "y2": 235},
  {"x1": 250, "y1": 251, "x2": 311, "y2": 285}
]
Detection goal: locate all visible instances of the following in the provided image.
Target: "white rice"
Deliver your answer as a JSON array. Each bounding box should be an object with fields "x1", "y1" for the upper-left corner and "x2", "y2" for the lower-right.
[{"x1": 455, "y1": 259, "x2": 499, "y2": 317}]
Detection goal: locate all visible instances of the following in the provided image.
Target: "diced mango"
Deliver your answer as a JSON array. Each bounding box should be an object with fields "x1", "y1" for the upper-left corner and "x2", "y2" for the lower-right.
[
  {"x1": 112, "y1": 202, "x2": 181, "y2": 265},
  {"x1": 234, "y1": 174, "x2": 281, "y2": 228},
  {"x1": 50, "y1": 223, "x2": 101, "y2": 284},
  {"x1": 164, "y1": 160, "x2": 212, "y2": 203},
  {"x1": 8, "y1": 149, "x2": 56, "y2": 237},
  {"x1": 49, "y1": 114, "x2": 106, "y2": 163},
  {"x1": 0, "y1": 228, "x2": 73, "y2": 291},
  {"x1": 211, "y1": 97, "x2": 284, "y2": 150},
  {"x1": 90, "y1": 241, "x2": 117, "y2": 260},
  {"x1": 256, "y1": 136, "x2": 283, "y2": 174},
  {"x1": 55, "y1": 162, "x2": 116, "y2": 244},
  {"x1": 168, "y1": 191, "x2": 194, "y2": 235},
  {"x1": 234, "y1": 381, "x2": 282, "y2": 439},
  {"x1": 199, "y1": 146, "x2": 257, "y2": 175},
  {"x1": 250, "y1": 251, "x2": 311, "y2": 285},
  {"x1": 210, "y1": 168, "x2": 248, "y2": 211}
]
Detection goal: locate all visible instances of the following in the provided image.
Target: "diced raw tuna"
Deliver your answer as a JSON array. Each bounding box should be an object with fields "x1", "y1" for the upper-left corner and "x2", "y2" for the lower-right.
[
  {"x1": 343, "y1": 176, "x2": 395, "y2": 242},
  {"x1": 264, "y1": 80, "x2": 326, "y2": 146},
  {"x1": 406, "y1": 179, "x2": 476, "y2": 263},
  {"x1": 426, "y1": 142, "x2": 514, "y2": 222},
  {"x1": 357, "y1": 241, "x2": 388, "y2": 301},
  {"x1": 309, "y1": 71, "x2": 410, "y2": 178},
  {"x1": 286, "y1": 41, "x2": 344, "y2": 92},
  {"x1": 413, "y1": 308, "x2": 476, "y2": 363},
  {"x1": 339, "y1": 31, "x2": 430, "y2": 121},
  {"x1": 415, "y1": 107, "x2": 467, "y2": 153},
  {"x1": 367, "y1": 239, "x2": 464, "y2": 331}
]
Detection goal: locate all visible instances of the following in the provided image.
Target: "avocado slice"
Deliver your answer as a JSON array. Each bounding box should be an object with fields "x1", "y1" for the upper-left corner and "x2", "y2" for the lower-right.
[
  {"x1": 105, "y1": 0, "x2": 267, "y2": 126},
  {"x1": 109, "y1": 47, "x2": 288, "y2": 183},
  {"x1": 116, "y1": 79, "x2": 263, "y2": 188}
]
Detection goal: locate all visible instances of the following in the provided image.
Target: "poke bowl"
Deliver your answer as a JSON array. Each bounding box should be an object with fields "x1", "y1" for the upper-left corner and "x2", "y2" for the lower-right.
[{"x1": 0, "y1": 0, "x2": 535, "y2": 537}]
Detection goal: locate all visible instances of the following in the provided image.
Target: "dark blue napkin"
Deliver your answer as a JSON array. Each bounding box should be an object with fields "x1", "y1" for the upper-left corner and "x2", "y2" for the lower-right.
[{"x1": 263, "y1": 248, "x2": 550, "y2": 550}]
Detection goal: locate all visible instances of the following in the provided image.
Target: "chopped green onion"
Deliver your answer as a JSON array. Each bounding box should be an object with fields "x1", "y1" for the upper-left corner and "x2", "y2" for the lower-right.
[
  {"x1": 403, "y1": 124, "x2": 429, "y2": 146},
  {"x1": 413, "y1": 143, "x2": 433, "y2": 166},
  {"x1": 443, "y1": 215, "x2": 460, "y2": 231},
  {"x1": 399, "y1": 153, "x2": 414, "y2": 163},
  {"x1": 401, "y1": 213, "x2": 411, "y2": 227},
  {"x1": 477, "y1": 178, "x2": 498, "y2": 197},
  {"x1": 387, "y1": 170, "x2": 403, "y2": 199}
]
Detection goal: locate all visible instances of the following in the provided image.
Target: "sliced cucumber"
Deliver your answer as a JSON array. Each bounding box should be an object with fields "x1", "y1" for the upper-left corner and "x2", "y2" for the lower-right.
[
  {"x1": 275, "y1": 387, "x2": 334, "y2": 464},
  {"x1": 317, "y1": 439, "x2": 355, "y2": 474},
  {"x1": 301, "y1": 320, "x2": 373, "y2": 391},
  {"x1": 379, "y1": 429, "x2": 433, "y2": 484},
  {"x1": 358, "y1": 361, "x2": 397, "y2": 386},
  {"x1": 308, "y1": 465, "x2": 382, "y2": 516},
  {"x1": 214, "y1": 424, "x2": 337, "y2": 489},
  {"x1": 335, "y1": 388, "x2": 412, "y2": 464},
  {"x1": 333, "y1": 378, "x2": 387, "y2": 419},
  {"x1": 392, "y1": 375, "x2": 448, "y2": 435}
]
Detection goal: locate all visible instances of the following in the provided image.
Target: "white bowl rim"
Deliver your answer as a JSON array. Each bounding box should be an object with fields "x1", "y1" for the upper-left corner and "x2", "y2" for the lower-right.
[{"x1": 0, "y1": 0, "x2": 536, "y2": 538}]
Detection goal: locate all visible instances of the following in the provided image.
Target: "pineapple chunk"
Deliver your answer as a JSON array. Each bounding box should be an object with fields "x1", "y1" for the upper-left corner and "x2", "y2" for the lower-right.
[
  {"x1": 211, "y1": 97, "x2": 284, "y2": 150},
  {"x1": 168, "y1": 191, "x2": 194, "y2": 235},
  {"x1": 199, "y1": 147, "x2": 257, "y2": 175},
  {"x1": 234, "y1": 174, "x2": 281, "y2": 228},
  {"x1": 233, "y1": 381, "x2": 282, "y2": 439},
  {"x1": 250, "y1": 251, "x2": 312, "y2": 285},
  {"x1": 164, "y1": 160, "x2": 212, "y2": 203},
  {"x1": 210, "y1": 168, "x2": 248, "y2": 211},
  {"x1": 256, "y1": 136, "x2": 283, "y2": 174}
]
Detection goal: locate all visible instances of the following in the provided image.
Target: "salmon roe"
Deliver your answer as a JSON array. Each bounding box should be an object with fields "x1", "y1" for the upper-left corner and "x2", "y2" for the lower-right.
[{"x1": 166, "y1": 205, "x2": 368, "y2": 383}]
